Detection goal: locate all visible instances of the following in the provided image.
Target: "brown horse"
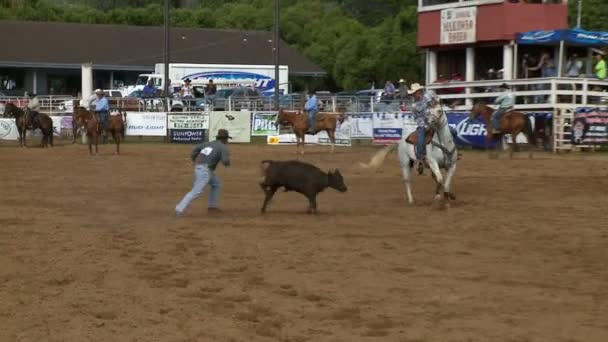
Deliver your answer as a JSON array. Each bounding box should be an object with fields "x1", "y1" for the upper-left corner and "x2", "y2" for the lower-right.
[
  {"x1": 73, "y1": 106, "x2": 101, "y2": 155},
  {"x1": 3, "y1": 103, "x2": 53, "y2": 148},
  {"x1": 470, "y1": 103, "x2": 536, "y2": 159},
  {"x1": 276, "y1": 108, "x2": 345, "y2": 155},
  {"x1": 108, "y1": 109, "x2": 127, "y2": 154}
]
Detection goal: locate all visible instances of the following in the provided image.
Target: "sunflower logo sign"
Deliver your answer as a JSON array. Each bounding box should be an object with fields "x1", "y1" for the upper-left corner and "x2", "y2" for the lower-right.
[
  {"x1": 0, "y1": 119, "x2": 18, "y2": 140},
  {"x1": 267, "y1": 136, "x2": 280, "y2": 145}
]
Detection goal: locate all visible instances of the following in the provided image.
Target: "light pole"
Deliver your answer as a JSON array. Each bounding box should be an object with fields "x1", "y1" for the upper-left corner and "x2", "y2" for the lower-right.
[
  {"x1": 163, "y1": 0, "x2": 170, "y2": 110},
  {"x1": 576, "y1": 0, "x2": 582, "y2": 28},
  {"x1": 273, "y1": 0, "x2": 280, "y2": 111}
]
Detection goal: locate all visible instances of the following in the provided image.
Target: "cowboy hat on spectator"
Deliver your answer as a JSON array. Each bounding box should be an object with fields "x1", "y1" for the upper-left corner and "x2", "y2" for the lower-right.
[{"x1": 407, "y1": 83, "x2": 425, "y2": 95}]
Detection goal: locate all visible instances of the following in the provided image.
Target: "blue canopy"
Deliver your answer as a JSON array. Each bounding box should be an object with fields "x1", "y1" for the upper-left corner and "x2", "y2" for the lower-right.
[{"x1": 516, "y1": 28, "x2": 608, "y2": 46}]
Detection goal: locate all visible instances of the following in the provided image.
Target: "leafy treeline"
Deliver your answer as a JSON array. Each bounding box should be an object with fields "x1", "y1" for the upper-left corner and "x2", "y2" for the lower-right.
[
  {"x1": 0, "y1": 0, "x2": 606, "y2": 91},
  {"x1": 0, "y1": 0, "x2": 420, "y2": 90}
]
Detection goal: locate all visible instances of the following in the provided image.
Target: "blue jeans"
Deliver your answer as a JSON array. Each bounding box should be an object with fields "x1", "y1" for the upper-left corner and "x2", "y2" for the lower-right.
[
  {"x1": 307, "y1": 109, "x2": 317, "y2": 130},
  {"x1": 175, "y1": 164, "x2": 221, "y2": 214},
  {"x1": 416, "y1": 126, "x2": 426, "y2": 160},
  {"x1": 95, "y1": 110, "x2": 109, "y2": 132},
  {"x1": 492, "y1": 108, "x2": 508, "y2": 130}
]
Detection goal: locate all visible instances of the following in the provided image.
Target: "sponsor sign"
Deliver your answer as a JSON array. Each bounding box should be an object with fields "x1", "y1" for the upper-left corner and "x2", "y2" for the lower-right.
[
  {"x1": 372, "y1": 112, "x2": 405, "y2": 144},
  {"x1": 318, "y1": 114, "x2": 352, "y2": 146},
  {"x1": 0, "y1": 118, "x2": 18, "y2": 140},
  {"x1": 440, "y1": 6, "x2": 477, "y2": 45},
  {"x1": 251, "y1": 111, "x2": 279, "y2": 136},
  {"x1": 267, "y1": 133, "x2": 318, "y2": 145},
  {"x1": 572, "y1": 108, "x2": 608, "y2": 145},
  {"x1": 169, "y1": 129, "x2": 205, "y2": 143},
  {"x1": 125, "y1": 112, "x2": 167, "y2": 136},
  {"x1": 209, "y1": 111, "x2": 251, "y2": 143},
  {"x1": 446, "y1": 112, "x2": 542, "y2": 147},
  {"x1": 167, "y1": 113, "x2": 210, "y2": 130},
  {"x1": 350, "y1": 113, "x2": 374, "y2": 139}
]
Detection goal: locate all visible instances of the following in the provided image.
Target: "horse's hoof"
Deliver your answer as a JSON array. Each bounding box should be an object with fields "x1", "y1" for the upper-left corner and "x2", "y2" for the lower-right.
[{"x1": 448, "y1": 193, "x2": 456, "y2": 200}]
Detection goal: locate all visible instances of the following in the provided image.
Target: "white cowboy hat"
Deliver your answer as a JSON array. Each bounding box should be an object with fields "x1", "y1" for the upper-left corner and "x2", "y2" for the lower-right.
[
  {"x1": 399, "y1": 78, "x2": 406, "y2": 83},
  {"x1": 94, "y1": 89, "x2": 104, "y2": 94},
  {"x1": 407, "y1": 83, "x2": 425, "y2": 95}
]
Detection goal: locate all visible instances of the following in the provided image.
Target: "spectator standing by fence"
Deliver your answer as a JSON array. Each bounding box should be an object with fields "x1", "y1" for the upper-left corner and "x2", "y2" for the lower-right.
[
  {"x1": 594, "y1": 52, "x2": 606, "y2": 80},
  {"x1": 384, "y1": 80, "x2": 395, "y2": 100}
]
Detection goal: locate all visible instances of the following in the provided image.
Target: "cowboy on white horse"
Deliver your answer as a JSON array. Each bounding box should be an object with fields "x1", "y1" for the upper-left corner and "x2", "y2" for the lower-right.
[{"x1": 408, "y1": 83, "x2": 440, "y2": 173}]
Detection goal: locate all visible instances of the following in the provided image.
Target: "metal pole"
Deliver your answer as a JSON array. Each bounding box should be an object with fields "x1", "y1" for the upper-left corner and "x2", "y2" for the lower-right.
[
  {"x1": 576, "y1": 0, "x2": 582, "y2": 28},
  {"x1": 273, "y1": 0, "x2": 280, "y2": 111},
  {"x1": 163, "y1": 0, "x2": 170, "y2": 111}
]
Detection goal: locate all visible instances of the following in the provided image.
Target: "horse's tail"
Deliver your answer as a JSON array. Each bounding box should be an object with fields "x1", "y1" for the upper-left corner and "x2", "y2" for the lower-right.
[
  {"x1": 358, "y1": 144, "x2": 397, "y2": 172},
  {"x1": 523, "y1": 114, "x2": 536, "y2": 147}
]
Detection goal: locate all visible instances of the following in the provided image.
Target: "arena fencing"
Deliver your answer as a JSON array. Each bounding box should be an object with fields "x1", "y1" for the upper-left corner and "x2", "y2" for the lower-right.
[
  {"x1": 2, "y1": 95, "x2": 607, "y2": 151},
  {"x1": 1, "y1": 109, "x2": 561, "y2": 150}
]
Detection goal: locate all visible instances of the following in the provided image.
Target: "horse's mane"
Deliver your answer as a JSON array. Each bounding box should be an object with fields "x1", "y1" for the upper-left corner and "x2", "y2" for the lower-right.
[{"x1": 4, "y1": 103, "x2": 24, "y2": 118}]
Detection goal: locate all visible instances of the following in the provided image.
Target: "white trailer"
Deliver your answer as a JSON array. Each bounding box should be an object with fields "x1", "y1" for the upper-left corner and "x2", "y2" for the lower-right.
[{"x1": 125, "y1": 63, "x2": 289, "y2": 96}]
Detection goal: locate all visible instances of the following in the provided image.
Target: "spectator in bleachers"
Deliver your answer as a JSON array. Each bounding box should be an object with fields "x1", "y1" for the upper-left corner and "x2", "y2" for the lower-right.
[
  {"x1": 527, "y1": 52, "x2": 556, "y2": 103},
  {"x1": 384, "y1": 80, "x2": 395, "y2": 99},
  {"x1": 594, "y1": 52, "x2": 606, "y2": 80},
  {"x1": 398, "y1": 79, "x2": 408, "y2": 100},
  {"x1": 206, "y1": 79, "x2": 217, "y2": 97},
  {"x1": 142, "y1": 79, "x2": 157, "y2": 98},
  {"x1": 565, "y1": 53, "x2": 583, "y2": 77}
]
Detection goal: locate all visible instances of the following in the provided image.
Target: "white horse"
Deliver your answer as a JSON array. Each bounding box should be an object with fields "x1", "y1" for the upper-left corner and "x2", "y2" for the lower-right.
[{"x1": 360, "y1": 108, "x2": 458, "y2": 207}]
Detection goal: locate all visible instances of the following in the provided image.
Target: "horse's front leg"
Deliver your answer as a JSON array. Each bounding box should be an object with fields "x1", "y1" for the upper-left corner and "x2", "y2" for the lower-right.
[
  {"x1": 426, "y1": 156, "x2": 443, "y2": 200},
  {"x1": 442, "y1": 160, "x2": 458, "y2": 207},
  {"x1": 326, "y1": 129, "x2": 335, "y2": 154},
  {"x1": 486, "y1": 134, "x2": 497, "y2": 159},
  {"x1": 299, "y1": 134, "x2": 305, "y2": 155}
]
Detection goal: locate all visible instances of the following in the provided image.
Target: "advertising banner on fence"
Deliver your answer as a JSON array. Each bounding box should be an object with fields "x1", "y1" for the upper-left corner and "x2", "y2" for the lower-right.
[
  {"x1": 267, "y1": 133, "x2": 319, "y2": 145},
  {"x1": 0, "y1": 118, "x2": 18, "y2": 140},
  {"x1": 350, "y1": 113, "x2": 373, "y2": 139},
  {"x1": 169, "y1": 129, "x2": 205, "y2": 143},
  {"x1": 446, "y1": 112, "x2": 540, "y2": 147},
  {"x1": 251, "y1": 111, "x2": 279, "y2": 136},
  {"x1": 372, "y1": 112, "x2": 405, "y2": 144},
  {"x1": 318, "y1": 115, "x2": 352, "y2": 146},
  {"x1": 572, "y1": 108, "x2": 608, "y2": 145},
  {"x1": 167, "y1": 113, "x2": 210, "y2": 130},
  {"x1": 209, "y1": 111, "x2": 251, "y2": 143},
  {"x1": 1, "y1": 117, "x2": 69, "y2": 140},
  {"x1": 126, "y1": 112, "x2": 167, "y2": 136}
]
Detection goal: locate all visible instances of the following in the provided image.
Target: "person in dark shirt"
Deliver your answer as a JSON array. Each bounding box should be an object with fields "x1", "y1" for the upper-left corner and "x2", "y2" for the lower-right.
[
  {"x1": 175, "y1": 129, "x2": 232, "y2": 217},
  {"x1": 206, "y1": 79, "x2": 217, "y2": 96}
]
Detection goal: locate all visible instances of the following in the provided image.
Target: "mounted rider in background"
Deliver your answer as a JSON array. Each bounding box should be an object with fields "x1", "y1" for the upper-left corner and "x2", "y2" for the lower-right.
[{"x1": 491, "y1": 83, "x2": 515, "y2": 135}]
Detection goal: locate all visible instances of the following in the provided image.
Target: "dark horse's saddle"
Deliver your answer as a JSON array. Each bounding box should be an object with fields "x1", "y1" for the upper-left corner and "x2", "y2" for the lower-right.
[{"x1": 405, "y1": 128, "x2": 435, "y2": 145}]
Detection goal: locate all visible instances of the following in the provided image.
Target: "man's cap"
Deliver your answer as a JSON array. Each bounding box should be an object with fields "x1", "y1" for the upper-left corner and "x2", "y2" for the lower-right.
[{"x1": 216, "y1": 129, "x2": 232, "y2": 140}]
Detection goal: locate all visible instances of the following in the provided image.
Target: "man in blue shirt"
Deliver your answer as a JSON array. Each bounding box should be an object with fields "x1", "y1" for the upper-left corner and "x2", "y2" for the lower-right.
[
  {"x1": 304, "y1": 92, "x2": 318, "y2": 134},
  {"x1": 142, "y1": 80, "x2": 157, "y2": 98},
  {"x1": 93, "y1": 89, "x2": 109, "y2": 139}
]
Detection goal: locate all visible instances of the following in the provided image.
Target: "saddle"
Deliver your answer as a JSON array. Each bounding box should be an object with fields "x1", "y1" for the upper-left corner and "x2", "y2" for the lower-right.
[{"x1": 405, "y1": 128, "x2": 435, "y2": 145}]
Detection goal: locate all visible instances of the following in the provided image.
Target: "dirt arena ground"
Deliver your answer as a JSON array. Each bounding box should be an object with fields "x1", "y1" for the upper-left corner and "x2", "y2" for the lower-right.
[{"x1": 1, "y1": 139, "x2": 607, "y2": 342}]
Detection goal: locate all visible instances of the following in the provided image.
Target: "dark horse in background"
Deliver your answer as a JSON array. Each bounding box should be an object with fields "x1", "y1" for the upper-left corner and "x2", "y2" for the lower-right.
[{"x1": 3, "y1": 103, "x2": 54, "y2": 147}]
